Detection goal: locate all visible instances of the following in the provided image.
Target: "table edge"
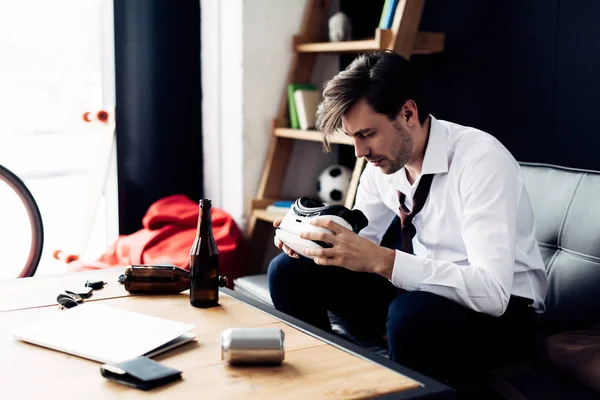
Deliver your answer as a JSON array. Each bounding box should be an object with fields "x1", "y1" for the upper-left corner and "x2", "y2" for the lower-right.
[{"x1": 221, "y1": 288, "x2": 456, "y2": 400}]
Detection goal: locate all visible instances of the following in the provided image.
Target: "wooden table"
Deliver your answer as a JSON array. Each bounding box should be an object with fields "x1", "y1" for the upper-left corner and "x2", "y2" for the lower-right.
[
  {"x1": 0, "y1": 268, "x2": 454, "y2": 399},
  {"x1": 0, "y1": 267, "x2": 126, "y2": 312}
]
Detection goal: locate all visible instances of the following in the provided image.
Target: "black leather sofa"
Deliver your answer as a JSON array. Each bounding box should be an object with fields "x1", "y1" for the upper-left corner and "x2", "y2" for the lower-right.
[{"x1": 234, "y1": 162, "x2": 600, "y2": 399}]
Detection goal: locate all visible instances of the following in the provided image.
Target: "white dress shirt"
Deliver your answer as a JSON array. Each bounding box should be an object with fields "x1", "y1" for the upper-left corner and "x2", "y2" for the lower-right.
[{"x1": 353, "y1": 116, "x2": 548, "y2": 317}]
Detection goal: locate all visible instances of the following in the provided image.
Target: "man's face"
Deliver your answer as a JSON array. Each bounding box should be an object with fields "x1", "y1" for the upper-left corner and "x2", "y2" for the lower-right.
[{"x1": 341, "y1": 98, "x2": 414, "y2": 175}]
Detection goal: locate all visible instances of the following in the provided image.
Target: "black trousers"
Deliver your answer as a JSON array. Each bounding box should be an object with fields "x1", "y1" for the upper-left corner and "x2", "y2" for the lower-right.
[{"x1": 267, "y1": 253, "x2": 538, "y2": 393}]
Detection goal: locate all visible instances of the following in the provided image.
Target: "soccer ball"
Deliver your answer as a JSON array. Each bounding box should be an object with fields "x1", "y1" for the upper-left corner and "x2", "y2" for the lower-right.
[{"x1": 316, "y1": 164, "x2": 352, "y2": 205}]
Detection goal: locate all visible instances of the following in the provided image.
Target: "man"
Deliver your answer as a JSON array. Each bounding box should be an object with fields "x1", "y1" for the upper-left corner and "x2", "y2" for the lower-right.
[{"x1": 268, "y1": 50, "x2": 547, "y2": 395}]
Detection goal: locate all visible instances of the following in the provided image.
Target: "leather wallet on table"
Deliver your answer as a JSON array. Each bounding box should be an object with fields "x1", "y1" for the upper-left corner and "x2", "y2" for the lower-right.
[{"x1": 100, "y1": 356, "x2": 182, "y2": 390}]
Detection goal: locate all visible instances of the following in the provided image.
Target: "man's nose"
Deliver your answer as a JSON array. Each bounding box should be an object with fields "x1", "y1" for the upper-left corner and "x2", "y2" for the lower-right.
[{"x1": 354, "y1": 140, "x2": 369, "y2": 159}]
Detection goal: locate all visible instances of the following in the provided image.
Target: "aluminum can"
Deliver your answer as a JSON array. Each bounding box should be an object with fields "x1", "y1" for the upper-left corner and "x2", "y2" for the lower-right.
[{"x1": 220, "y1": 327, "x2": 285, "y2": 365}]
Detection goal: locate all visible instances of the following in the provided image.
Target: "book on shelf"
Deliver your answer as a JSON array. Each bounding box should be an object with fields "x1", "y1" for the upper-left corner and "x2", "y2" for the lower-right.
[
  {"x1": 265, "y1": 200, "x2": 293, "y2": 215},
  {"x1": 287, "y1": 83, "x2": 317, "y2": 129},
  {"x1": 293, "y1": 89, "x2": 321, "y2": 131},
  {"x1": 379, "y1": 0, "x2": 399, "y2": 30},
  {"x1": 272, "y1": 200, "x2": 294, "y2": 208},
  {"x1": 265, "y1": 205, "x2": 291, "y2": 215}
]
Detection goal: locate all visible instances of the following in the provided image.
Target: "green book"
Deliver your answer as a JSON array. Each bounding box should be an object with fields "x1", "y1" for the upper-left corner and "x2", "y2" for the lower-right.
[{"x1": 288, "y1": 83, "x2": 316, "y2": 129}]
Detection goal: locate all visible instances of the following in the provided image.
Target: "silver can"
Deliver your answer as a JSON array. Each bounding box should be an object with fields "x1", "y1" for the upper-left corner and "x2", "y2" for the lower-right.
[{"x1": 220, "y1": 327, "x2": 285, "y2": 365}]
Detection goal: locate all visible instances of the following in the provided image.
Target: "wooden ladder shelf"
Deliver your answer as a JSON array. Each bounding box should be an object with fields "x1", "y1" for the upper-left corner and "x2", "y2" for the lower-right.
[{"x1": 247, "y1": 0, "x2": 444, "y2": 269}]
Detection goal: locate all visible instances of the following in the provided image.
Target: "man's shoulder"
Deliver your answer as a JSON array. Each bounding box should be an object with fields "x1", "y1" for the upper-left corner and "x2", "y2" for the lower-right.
[
  {"x1": 438, "y1": 118, "x2": 499, "y2": 146},
  {"x1": 440, "y1": 119, "x2": 517, "y2": 170}
]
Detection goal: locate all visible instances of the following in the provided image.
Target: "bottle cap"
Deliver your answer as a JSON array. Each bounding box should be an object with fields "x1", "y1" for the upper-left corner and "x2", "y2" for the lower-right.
[{"x1": 218, "y1": 276, "x2": 228, "y2": 288}]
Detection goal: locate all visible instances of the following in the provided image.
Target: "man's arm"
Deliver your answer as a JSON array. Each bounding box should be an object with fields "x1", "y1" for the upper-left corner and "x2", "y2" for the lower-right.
[
  {"x1": 352, "y1": 164, "x2": 397, "y2": 245},
  {"x1": 390, "y1": 151, "x2": 521, "y2": 316}
]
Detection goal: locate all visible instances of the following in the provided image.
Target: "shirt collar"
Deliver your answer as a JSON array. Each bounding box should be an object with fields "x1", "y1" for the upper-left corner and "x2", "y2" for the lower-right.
[
  {"x1": 383, "y1": 115, "x2": 449, "y2": 185},
  {"x1": 421, "y1": 115, "x2": 449, "y2": 175}
]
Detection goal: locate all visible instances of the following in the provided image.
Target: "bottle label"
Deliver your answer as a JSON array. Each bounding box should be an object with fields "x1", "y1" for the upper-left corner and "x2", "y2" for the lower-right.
[
  {"x1": 193, "y1": 288, "x2": 217, "y2": 301},
  {"x1": 190, "y1": 255, "x2": 219, "y2": 304}
]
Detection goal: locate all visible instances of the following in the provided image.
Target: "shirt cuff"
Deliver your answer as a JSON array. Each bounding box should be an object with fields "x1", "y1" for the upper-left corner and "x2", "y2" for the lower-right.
[{"x1": 391, "y1": 250, "x2": 425, "y2": 291}]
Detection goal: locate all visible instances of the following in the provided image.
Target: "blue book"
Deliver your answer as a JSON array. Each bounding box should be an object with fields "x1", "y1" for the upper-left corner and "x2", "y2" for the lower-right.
[
  {"x1": 379, "y1": 0, "x2": 391, "y2": 28},
  {"x1": 380, "y1": 0, "x2": 400, "y2": 30},
  {"x1": 272, "y1": 201, "x2": 294, "y2": 208}
]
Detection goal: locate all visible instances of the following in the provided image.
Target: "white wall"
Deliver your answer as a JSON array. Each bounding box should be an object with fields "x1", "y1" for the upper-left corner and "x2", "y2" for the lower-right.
[
  {"x1": 201, "y1": 0, "x2": 244, "y2": 222},
  {"x1": 201, "y1": 0, "x2": 340, "y2": 231}
]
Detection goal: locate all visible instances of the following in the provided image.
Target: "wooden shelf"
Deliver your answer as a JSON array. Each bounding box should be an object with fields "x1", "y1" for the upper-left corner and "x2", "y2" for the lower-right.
[
  {"x1": 411, "y1": 32, "x2": 446, "y2": 55},
  {"x1": 296, "y1": 38, "x2": 382, "y2": 53},
  {"x1": 252, "y1": 209, "x2": 280, "y2": 224},
  {"x1": 274, "y1": 128, "x2": 353, "y2": 145},
  {"x1": 294, "y1": 31, "x2": 444, "y2": 54}
]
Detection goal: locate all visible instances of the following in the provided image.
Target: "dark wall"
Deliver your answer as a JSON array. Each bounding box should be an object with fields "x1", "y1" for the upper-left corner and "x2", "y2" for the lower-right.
[
  {"x1": 341, "y1": 1, "x2": 600, "y2": 171},
  {"x1": 114, "y1": 0, "x2": 202, "y2": 234},
  {"x1": 411, "y1": 0, "x2": 559, "y2": 167}
]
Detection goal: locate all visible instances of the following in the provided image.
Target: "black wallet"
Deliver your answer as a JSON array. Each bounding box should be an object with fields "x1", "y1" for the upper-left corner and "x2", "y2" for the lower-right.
[{"x1": 100, "y1": 356, "x2": 182, "y2": 391}]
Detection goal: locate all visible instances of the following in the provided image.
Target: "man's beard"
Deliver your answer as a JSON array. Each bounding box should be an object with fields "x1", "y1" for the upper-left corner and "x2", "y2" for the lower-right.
[{"x1": 380, "y1": 121, "x2": 413, "y2": 175}]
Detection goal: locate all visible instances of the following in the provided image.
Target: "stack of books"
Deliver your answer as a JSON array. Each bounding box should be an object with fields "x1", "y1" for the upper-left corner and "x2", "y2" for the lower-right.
[{"x1": 287, "y1": 83, "x2": 321, "y2": 130}]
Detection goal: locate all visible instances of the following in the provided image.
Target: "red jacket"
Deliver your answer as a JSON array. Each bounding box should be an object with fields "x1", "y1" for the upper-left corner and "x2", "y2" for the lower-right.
[{"x1": 65, "y1": 194, "x2": 250, "y2": 287}]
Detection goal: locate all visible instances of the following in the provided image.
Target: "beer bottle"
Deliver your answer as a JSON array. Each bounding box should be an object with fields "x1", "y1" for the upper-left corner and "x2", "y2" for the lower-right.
[
  {"x1": 190, "y1": 199, "x2": 220, "y2": 307},
  {"x1": 123, "y1": 264, "x2": 190, "y2": 294}
]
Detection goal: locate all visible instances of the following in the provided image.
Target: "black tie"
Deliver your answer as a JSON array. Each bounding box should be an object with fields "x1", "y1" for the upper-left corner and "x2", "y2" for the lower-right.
[{"x1": 398, "y1": 174, "x2": 434, "y2": 254}]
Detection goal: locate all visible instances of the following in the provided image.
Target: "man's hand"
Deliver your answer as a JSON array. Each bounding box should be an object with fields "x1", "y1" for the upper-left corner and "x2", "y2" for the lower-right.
[
  {"x1": 300, "y1": 217, "x2": 395, "y2": 278},
  {"x1": 273, "y1": 217, "x2": 300, "y2": 258}
]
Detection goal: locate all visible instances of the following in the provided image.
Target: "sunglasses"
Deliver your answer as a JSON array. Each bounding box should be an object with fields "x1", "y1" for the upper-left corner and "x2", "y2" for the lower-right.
[{"x1": 57, "y1": 292, "x2": 84, "y2": 310}]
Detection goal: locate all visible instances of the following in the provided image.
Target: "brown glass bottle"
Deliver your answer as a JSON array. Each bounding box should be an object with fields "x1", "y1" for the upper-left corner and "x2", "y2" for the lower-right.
[
  {"x1": 190, "y1": 199, "x2": 220, "y2": 307},
  {"x1": 123, "y1": 264, "x2": 191, "y2": 294}
]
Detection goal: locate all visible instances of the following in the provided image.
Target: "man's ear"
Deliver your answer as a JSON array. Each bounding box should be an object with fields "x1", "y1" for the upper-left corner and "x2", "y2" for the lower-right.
[{"x1": 402, "y1": 100, "x2": 418, "y2": 125}]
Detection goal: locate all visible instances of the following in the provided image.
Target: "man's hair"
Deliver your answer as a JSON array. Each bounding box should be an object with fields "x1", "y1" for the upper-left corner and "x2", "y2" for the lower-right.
[{"x1": 315, "y1": 50, "x2": 429, "y2": 151}]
